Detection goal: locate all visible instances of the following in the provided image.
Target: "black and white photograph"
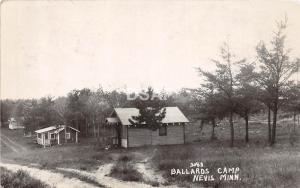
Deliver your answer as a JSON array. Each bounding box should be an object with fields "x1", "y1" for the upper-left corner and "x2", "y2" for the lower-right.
[{"x1": 1, "y1": 0, "x2": 300, "y2": 187}]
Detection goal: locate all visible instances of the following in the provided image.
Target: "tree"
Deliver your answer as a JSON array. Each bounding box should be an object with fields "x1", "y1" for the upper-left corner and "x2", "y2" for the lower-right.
[
  {"x1": 1, "y1": 100, "x2": 16, "y2": 124},
  {"x1": 86, "y1": 87, "x2": 111, "y2": 138},
  {"x1": 281, "y1": 83, "x2": 300, "y2": 130},
  {"x1": 235, "y1": 63, "x2": 261, "y2": 143},
  {"x1": 191, "y1": 84, "x2": 226, "y2": 140},
  {"x1": 129, "y1": 87, "x2": 166, "y2": 131},
  {"x1": 22, "y1": 97, "x2": 62, "y2": 133},
  {"x1": 256, "y1": 18, "x2": 299, "y2": 145},
  {"x1": 257, "y1": 86, "x2": 273, "y2": 143},
  {"x1": 198, "y1": 42, "x2": 245, "y2": 147},
  {"x1": 23, "y1": 100, "x2": 38, "y2": 133},
  {"x1": 65, "y1": 90, "x2": 85, "y2": 132}
]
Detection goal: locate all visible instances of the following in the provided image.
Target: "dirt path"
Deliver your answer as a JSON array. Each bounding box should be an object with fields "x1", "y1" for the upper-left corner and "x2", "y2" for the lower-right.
[
  {"x1": 1, "y1": 137, "x2": 19, "y2": 153},
  {"x1": 0, "y1": 162, "x2": 98, "y2": 188},
  {"x1": 132, "y1": 149, "x2": 170, "y2": 186},
  {"x1": 0, "y1": 161, "x2": 175, "y2": 188},
  {"x1": 58, "y1": 162, "x2": 178, "y2": 188},
  {"x1": 135, "y1": 162, "x2": 167, "y2": 185},
  {"x1": 0, "y1": 133, "x2": 27, "y2": 153},
  {"x1": 58, "y1": 164, "x2": 156, "y2": 188}
]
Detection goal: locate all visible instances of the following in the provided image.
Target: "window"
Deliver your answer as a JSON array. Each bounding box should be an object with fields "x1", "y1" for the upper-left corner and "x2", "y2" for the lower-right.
[
  {"x1": 159, "y1": 125, "x2": 167, "y2": 136},
  {"x1": 66, "y1": 133, "x2": 70, "y2": 139},
  {"x1": 37, "y1": 133, "x2": 41, "y2": 138},
  {"x1": 50, "y1": 133, "x2": 55, "y2": 139},
  {"x1": 45, "y1": 133, "x2": 48, "y2": 139}
]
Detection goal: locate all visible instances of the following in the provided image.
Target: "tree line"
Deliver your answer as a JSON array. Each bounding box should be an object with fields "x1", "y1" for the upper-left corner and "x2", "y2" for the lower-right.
[
  {"x1": 0, "y1": 87, "x2": 193, "y2": 137},
  {"x1": 195, "y1": 18, "x2": 300, "y2": 146}
]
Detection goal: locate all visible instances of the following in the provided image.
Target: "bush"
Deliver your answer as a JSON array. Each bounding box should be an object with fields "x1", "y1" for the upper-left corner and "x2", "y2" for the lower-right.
[
  {"x1": 0, "y1": 167, "x2": 49, "y2": 188},
  {"x1": 109, "y1": 155, "x2": 143, "y2": 182}
]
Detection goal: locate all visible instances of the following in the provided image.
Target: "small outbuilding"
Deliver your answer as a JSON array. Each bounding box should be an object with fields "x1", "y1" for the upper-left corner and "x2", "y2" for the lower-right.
[
  {"x1": 8, "y1": 118, "x2": 24, "y2": 130},
  {"x1": 106, "y1": 107, "x2": 189, "y2": 148},
  {"x1": 35, "y1": 125, "x2": 79, "y2": 148}
]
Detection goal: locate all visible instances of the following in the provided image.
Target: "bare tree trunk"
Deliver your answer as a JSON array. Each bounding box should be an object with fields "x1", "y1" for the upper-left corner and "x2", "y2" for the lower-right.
[
  {"x1": 211, "y1": 118, "x2": 216, "y2": 140},
  {"x1": 268, "y1": 105, "x2": 272, "y2": 143},
  {"x1": 293, "y1": 113, "x2": 296, "y2": 132},
  {"x1": 229, "y1": 111, "x2": 234, "y2": 147},
  {"x1": 103, "y1": 122, "x2": 106, "y2": 146},
  {"x1": 93, "y1": 122, "x2": 96, "y2": 137},
  {"x1": 76, "y1": 118, "x2": 79, "y2": 132},
  {"x1": 85, "y1": 118, "x2": 88, "y2": 137},
  {"x1": 245, "y1": 115, "x2": 249, "y2": 143},
  {"x1": 97, "y1": 122, "x2": 100, "y2": 145},
  {"x1": 271, "y1": 105, "x2": 278, "y2": 146}
]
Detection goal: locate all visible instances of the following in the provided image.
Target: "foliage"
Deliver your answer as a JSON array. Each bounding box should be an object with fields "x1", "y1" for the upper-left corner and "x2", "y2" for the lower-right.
[
  {"x1": 129, "y1": 87, "x2": 166, "y2": 130},
  {"x1": 197, "y1": 42, "x2": 246, "y2": 146},
  {"x1": 256, "y1": 17, "x2": 299, "y2": 145},
  {"x1": 22, "y1": 97, "x2": 63, "y2": 133},
  {"x1": 0, "y1": 167, "x2": 50, "y2": 188},
  {"x1": 109, "y1": 155, "x2": 143, "y2": 182}
]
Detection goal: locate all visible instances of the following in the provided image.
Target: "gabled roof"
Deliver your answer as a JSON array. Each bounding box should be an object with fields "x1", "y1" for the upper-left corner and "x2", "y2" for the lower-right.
[
  {"x1": 114, "y1": 106, "x2": 189, "y2": 126},
  {"x1": 35, "y1": 126, "x2": 57, "y2": 133},
  {"x1": 67, "y1": 126, "x2": 80, "y2": 132},
  {"x1": 53, "y1": 127, "x2": 65, "y2": 134},
  {"x1": 106, "y1": 117, "x2": 119, "y2": 124},
  {"x1": 35, "y1": 125, "x2": 80, "y2": 133}
]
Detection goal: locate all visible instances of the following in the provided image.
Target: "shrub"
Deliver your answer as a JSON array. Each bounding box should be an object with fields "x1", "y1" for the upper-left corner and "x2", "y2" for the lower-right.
[
  {"x1": 109, "y1": 155, "x2": 143, "y2": 182},
  {"x1": 0, "y1": 167, "x2": 50, "y2": 188}
]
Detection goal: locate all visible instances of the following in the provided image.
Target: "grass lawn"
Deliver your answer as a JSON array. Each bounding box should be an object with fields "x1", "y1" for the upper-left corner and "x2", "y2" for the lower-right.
[
  {"x1": 1, "y1": 128, "x2": 116, "y2": 170},
  {"x1": 147, "y1": 141, "x2": 300, "y2": 188},
  {"x1": 144, "y1": 118, "x2": 300, "y2": 188}
]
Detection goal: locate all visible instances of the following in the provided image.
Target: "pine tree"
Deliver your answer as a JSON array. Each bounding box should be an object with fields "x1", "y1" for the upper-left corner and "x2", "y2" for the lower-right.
[{"x1": 129, "y1": 87, "x2": 166, "y2": 130}]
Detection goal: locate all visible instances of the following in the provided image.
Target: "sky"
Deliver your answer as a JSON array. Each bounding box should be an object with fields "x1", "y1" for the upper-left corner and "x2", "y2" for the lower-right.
[{"x1": 1, "y1": 0, "x2": 300, "y2": 99}]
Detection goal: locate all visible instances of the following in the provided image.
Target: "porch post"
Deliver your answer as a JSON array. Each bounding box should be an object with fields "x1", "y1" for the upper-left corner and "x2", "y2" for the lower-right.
[
  {"x1": 58, "y1": 133, "x2": 60, "y2": 145},
  {"x1": 65, "y1": 128, "x2": 67, "y2": 143},
  {"x1": 43, "y1": 133, "x2": 45, "y2": 148},
  {"x1": 183, "y1": 123, "x2": 186, "y2": 144},
  {"x1": 76, "y1": 132, "x2": 78, "y2": 143}
]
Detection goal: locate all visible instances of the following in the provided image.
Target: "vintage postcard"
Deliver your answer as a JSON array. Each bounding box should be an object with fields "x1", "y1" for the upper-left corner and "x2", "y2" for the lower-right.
[{"x1": 1, "y1": 0, "x2": 300, "y2": 187}]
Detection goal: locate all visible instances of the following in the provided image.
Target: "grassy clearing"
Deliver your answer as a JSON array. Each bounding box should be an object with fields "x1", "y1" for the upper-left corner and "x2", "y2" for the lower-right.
[
  {"x1": 8, "y1": 145, "x2": 114, "y2": 171},
  {"x1": 0, "y1": 167, "x2": 50, "y2": 188},
  {"x1": 0, "y1": 129, "x2": 38, "y2": 149},
  {"x1": 109, "y1": 154, "x2": 144, "y2": 182},
  {"x1": 145, "y1": 119, "x2": 300, "y2": 187},
  {"x1": 1, "y1": 128, "x2": 115, "y2": 171},
  {"x1": 150, "y1": 140, "x2": 300, "y2": 187}
]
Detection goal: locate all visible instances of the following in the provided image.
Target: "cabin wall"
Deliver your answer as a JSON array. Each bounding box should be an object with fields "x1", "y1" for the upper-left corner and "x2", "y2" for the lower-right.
[
  {"x1": 127, "y1": 125, "x2": 184, "y2": 147},
  {"x1": 58, "y1": 130, "x2": 65, "y2": 144},
  {"x1": 121, "y1": 124, "x2": 127, "y2": 139},
  {"x1": 65, "y1": 127, "x2": 77, "y2": 143},
  {"x1": 42, "y1": 133, "x2": 51, "y2": 146},
  {"x1": 37, "y1": 133, "x2": 43, "y2": 145}
]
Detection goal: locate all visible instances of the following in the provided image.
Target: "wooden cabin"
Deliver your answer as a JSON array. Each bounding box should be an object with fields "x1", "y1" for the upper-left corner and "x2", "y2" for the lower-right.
[
  {"x1": 35, "y1": 125, "x2": 79, "y2": 148},
  {"x1": 106, "y1": 107, "x2": 189, "y2": 148}
]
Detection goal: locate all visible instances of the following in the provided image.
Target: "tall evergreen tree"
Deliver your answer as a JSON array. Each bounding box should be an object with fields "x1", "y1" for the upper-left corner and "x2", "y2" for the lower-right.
[
  {"x1": 198, "y1": 42, "x2": 245, "y2": 147},
  {"x1": 256, "y1": 18, "x2": 299, "y2": 145}
]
